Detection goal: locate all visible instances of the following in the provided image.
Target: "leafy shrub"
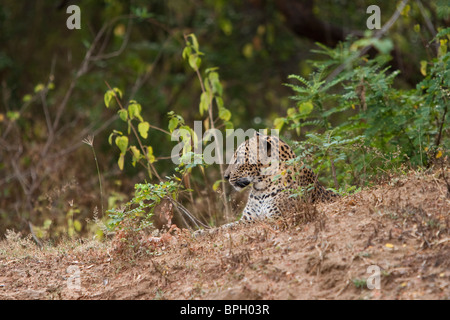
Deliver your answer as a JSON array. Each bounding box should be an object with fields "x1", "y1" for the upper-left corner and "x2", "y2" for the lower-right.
[
  {"x1": 275, "y1": 30, "x2": 449, "y2": 191},
  {"x1": 105, "y1": 34, "x2": 233, "y2": 238}
]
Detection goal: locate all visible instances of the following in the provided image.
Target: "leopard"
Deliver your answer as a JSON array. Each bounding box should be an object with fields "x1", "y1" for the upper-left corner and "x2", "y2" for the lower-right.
[
  {"x1": 223, "y1": 131, "x2": 338, "y2": 225},
  {"x1": 193, "y1": 131, "x2": 339, "y2": 236}
]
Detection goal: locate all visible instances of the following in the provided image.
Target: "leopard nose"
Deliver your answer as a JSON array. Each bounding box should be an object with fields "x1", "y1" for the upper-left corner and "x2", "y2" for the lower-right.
[{"x1": 224, "y1": 173, "x2": 230, "y2": 180}]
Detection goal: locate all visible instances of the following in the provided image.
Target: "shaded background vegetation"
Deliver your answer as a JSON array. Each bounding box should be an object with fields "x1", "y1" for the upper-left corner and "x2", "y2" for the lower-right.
[{"x1": 0, "y1": 0, "x2": 448, "y2": 239}]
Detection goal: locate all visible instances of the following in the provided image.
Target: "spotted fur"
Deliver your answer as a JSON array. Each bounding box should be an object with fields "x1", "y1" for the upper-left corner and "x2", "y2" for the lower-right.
[{"x1": 224, "y1": 132, "x2": 338, "y2": 224}]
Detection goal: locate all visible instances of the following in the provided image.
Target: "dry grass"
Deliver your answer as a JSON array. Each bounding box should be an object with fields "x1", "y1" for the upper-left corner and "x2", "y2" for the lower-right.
[{"x1": 0, "y1": 169, "x2": 449, "y2": 300}]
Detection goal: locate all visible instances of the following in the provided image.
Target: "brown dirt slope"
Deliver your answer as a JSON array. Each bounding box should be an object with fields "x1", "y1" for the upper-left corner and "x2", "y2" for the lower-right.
[{"x1": 0, "y1": 170, "x2": 449, "y2": 300}]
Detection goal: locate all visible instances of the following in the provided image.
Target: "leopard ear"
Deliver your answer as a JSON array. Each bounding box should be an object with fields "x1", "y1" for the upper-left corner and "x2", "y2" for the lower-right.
[
  {"x1": 257, "y1": 134, "x2": 273, "y2": 158},
  {"x1": 266, "y1": 138, "x2": 273, "y2": 157},
  {"x1": 255, "y1": 131, "x2": 270, "y2": 140}
]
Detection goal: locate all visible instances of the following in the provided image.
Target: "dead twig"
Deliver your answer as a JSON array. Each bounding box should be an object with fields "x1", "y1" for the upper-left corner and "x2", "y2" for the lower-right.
[{"x1": 325, "y1": 0, "x2": 410, "y2": 84}]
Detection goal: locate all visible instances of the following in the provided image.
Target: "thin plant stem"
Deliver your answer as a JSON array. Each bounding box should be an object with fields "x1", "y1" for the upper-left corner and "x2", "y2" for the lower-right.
[
  {"x1": 184, "y1": 33, "x2": 231, "y2": 221},
  {"x1": 83, "y1": 136, "x2": 104, "y2": 218}
]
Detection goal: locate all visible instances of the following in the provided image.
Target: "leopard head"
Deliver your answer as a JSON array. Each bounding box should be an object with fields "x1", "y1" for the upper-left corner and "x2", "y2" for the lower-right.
[{"x1": 224, "y1": 132, "x2": 289, "y2": 191}]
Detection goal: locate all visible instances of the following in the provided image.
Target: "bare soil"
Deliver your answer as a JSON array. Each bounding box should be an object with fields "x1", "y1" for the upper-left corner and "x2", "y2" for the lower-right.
[{"x1": 1, "y1": 170, "x2": 449, "y2": 300}]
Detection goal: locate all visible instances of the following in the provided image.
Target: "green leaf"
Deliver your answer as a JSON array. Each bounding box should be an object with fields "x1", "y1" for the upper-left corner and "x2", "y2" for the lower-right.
[
  {"x1": 287, "y1": 107, "x2": 297, "y2": 117},
  {"x1": 372, "y1": 38, "x2": 394, "y2": 55},
  {"x1": 208, "y1": 72, "x2": 223, "y2": 96},
  {"x1": 104, "y1": 90, "x2": 114, "y2": 108},
  {"x1": 414, "y1": 24, "x2": 421, "y2": 33},
  {"x1": 118, "y1": 153, "x2": 125, "y2": 170},
  {"x1": 168, "y1": 117, "x2": 179, "y2": 133},
  {"x1": 188, "y1": 33, "x2": 199, "y2": 52},
  {"x1": 146, "y1": 146, "x2": 156, "y2": 163},
  {"x1": 298, "y1": 101, "x2": 314, "y2": 116},
  {"x1": 128, "y1": 100, "x2": 142, "y2": 120},
  {"x1": 108, "y1": 133, "x2": 114, "y2": 145},
  {"x1": 242, "y1": 43, "x2": 253, "y2": 58},
  {"x1": 113, "y1": 87, "x2": 123, "y2": 99},
  {"x1": 199, "y1": 92, "x2": 210, "y2": 116},
  {"x1": 105, "y1": 88, "x2": 122, "y2": 108},
  {"x1": 224, "y1": 121, "x2": 234, "y2": 131},
  {"x1": 130, "y1": 145, "x2": 141, "y2": 160},
  {"x1": 43, "y1": 219, "x2": 52, "y2": 229},
  {"x1": 34, "y1": 83, "x2": 45, "y2": 93},
  {"x1": 274, "y1": 117, "x2": 285, "y2": 131},
  {"x1": 115, "y1": 136, "x2": 129, "y2": 154},
  {"x1": 178, "y1": 126, "x2": 193, "y2": 155},
  {"x1": 220, "y1": 19, "x2": 233, "y2": 36},
  {"x1": 118, "y1": 109, "x2": 128, "y2": 122},
  {"x1": 6, "y1": 111, "x2": 20, "y2": 121},
  {"x1": 130, "y1": 146, "x2": 141, "y2": 167},
  {"x1": 218, "y1": 107, "x2": 231, "y2": 121},
  {"x1": 138, "y1": 121, "x2": 150, "y2": 139},
  {"x1": 182, "y1": 46, "x2": 191, "y2": 60},
  {"x1": 22, "y1": 94, "x2": 32, "y2": 102},
  {"x1": 188, "y1": 55, "x2": 201, "y2": 70},
  {"x1": 434, "y1": 27, "x2": 450, "y2": 41},
  {"x1": 438, "y1": 39, "x2": 448, "y2": 56},
  {"x1": 205, "y1": 67, "x2": 219, "y2": 74},
  {"x1": 420, "y1": 60, "x2": 427, "y2": 76},
  {"x1": 204, "y1": 77, "x2": 212, "y2": 93},
  {"x1": 400, "y1": 4, "x2": 410, "y2": 16},
  {"x1": 212, "y1": 179, "x2": 223, "y2": 191},
  {"x1": 73, "y1": 219, "x2": 82, "y2": 232},
  {"x1": 215, "y1": 96, "x2": 224, "y2": 109}
]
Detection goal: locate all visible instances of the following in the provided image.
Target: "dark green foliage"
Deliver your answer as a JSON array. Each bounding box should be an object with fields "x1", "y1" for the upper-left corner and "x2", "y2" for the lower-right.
[
  {"x1": 1, "y1": 1, "x2": 448, "y2": 237},
  {"x1": 278, "y1": 30, "x2": 449, "y2": 191}
]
